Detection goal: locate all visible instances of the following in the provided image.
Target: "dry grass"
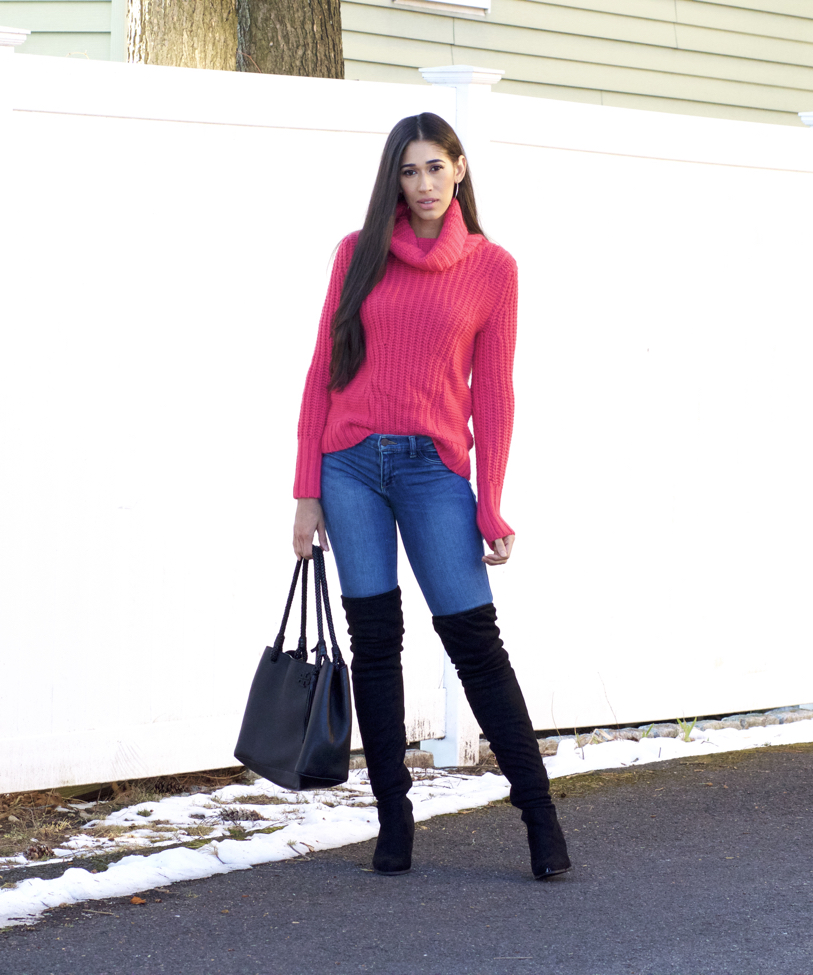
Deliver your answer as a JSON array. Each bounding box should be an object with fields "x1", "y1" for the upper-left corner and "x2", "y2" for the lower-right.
[
  {"x1": 0, "y1": 767, "x2": 249, "y2": 861},
  {"x1": 88, "y1": 824, "x2": 133, "y2": 840},
  {"x1": 228, "y1": 794, "x2": 292, "y2": 806},
  {"x1": 0, "y1": 791, "x2": 65, "y2": 815},
  {"x1": 0, "y1": 807, "x2": 83, "y2": 859},
  {"x1": 184, "y1": 824, "x2": 214, "y2": 838}
]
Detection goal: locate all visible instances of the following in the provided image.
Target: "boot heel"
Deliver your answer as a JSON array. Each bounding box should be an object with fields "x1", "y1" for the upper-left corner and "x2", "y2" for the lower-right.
[{"x1": 373, "y1": 796, "x2": 414, "y2": 875}]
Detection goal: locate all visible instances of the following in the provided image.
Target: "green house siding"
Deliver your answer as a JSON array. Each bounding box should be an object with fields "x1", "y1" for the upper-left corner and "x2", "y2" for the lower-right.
[
  {"x1": 344, "y1": 0, "x2": 813, "y2": 125},
  {"x1": 3, "y1": 0, "x2": 811, "y2": 124},
  {"x1": 1, "y1": 0, "x2": 124, "y2": 61}
]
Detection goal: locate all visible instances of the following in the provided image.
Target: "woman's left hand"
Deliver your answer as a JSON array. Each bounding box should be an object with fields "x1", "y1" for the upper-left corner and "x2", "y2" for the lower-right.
[{"x1": 483, "y1": 534, "x2": 515, "y2": 566}]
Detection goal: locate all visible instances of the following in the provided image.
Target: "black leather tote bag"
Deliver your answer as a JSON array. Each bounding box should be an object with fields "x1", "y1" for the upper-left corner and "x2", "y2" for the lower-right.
[{"x1": 234, "y1": 547, "x2": 351, "y2": 790}]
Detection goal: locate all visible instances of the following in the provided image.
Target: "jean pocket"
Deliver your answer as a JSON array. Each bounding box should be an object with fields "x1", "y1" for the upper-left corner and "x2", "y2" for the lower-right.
[{"x1": 419, "y1": 441, "x2": 446, "y2": 465}]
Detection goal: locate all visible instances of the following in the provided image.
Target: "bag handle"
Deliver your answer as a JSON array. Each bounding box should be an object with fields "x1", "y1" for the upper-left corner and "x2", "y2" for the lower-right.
[
  {"x1": 312, "y1": 546, "x2": 345, "y2": 669},
  {"x1": 267, "y1": 548, "x2": 344, "y2": 668},
  {"x1": 295, "y1": 558, "x2": 309, "y2": 660},
  {"x1": 268, "y1": 557, "x2": 309, "y2": 662}
]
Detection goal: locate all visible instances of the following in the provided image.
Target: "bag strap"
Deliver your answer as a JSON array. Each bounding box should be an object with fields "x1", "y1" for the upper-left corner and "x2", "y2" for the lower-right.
[
  {"x1": 312, "y1": 546, "x2": 345, "y2": 668},
  {"x1": 268, "y1": 557, "x2": 309, "y2": 662},
  {"x1": 294, "y1": 558, "x2": 309, "y2": 660},
  {"x1": 311, "y1": 548, "x2": 327, "y2": 665},
  {"x1": 267, "y1": 549, "x2": 344, "y2": 667}
]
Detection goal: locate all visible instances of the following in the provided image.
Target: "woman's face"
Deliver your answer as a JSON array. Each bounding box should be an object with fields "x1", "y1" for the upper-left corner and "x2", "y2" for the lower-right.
[{"x1": 399, "y1": 140, "x2": 467, "y2": 238}]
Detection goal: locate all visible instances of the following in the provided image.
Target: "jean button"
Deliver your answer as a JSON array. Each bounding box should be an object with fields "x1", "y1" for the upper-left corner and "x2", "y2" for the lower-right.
[{"x1": 380, "y1": 438, "x2": 395, "y2": 446}]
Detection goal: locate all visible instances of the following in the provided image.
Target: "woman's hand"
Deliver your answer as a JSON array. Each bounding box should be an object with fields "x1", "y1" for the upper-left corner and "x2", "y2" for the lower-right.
[
  {"x1": 293, "y1": 498, "x2": 330, "y2": 560},
  {"x1": 483, "y1": 534, "x2": 515, "y2": 566}
]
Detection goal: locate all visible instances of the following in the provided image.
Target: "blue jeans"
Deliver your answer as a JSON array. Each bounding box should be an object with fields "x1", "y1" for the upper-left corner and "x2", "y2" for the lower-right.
[{"x1": 320, "y1": 435, "x2": 493, "y2": 616}]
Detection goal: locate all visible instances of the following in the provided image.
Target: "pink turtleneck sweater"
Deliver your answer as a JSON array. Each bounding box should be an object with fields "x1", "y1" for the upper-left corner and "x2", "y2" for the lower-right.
[{"x1": 294, "y1": 199, "x2": 517, "y2": 543}]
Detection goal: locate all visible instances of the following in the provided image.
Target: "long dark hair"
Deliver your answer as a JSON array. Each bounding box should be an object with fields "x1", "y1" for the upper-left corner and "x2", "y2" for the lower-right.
[{"x1": 328, "y1": 112, "x2": 486, "y2": 392}]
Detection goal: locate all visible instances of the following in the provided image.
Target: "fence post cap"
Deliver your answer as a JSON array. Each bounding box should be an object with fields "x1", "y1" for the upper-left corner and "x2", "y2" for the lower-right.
[
  {"x1": 799, "y1": 112, "x2": 813, "y2": 128},
  {"x1": 0, "y1": 25, "x2": 30, "y2": 49},
  {"x1": 419, "y1": 65, "x2": 504, "y2": 87}
]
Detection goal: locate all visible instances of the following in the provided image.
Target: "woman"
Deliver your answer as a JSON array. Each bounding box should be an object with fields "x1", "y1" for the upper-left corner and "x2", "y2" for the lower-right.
[{"x1": 292, "y1": 112, "x2": 570, "y2": 880}]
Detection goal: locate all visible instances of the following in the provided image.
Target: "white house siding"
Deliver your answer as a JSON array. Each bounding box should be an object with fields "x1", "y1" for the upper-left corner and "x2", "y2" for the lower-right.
[
  {"x1": 342, "y1": 0, "x2": 813, "y2": 125},
  {"x1": 3, "y1": 0, "x2": 811, "y2": 123},
  {"x1": 0, "y1": 0, "x2": 124, "y2": 61}
]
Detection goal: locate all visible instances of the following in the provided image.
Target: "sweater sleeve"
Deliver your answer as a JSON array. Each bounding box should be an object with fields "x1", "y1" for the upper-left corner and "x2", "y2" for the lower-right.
[
  {"x1": 293, "y1": 234, "x2": 357, "y2": 498},
  {"x1": 470, "y1": 253, "x2": 518, "y2": 543}
]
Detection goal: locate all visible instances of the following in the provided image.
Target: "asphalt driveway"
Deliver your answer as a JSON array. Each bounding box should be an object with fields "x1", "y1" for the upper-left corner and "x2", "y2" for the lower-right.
[{"x1": 2, "y1": 743, "x2": 812, "y2": 975}]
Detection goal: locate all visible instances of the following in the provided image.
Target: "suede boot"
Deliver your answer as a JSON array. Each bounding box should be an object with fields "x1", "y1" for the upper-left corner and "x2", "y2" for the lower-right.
[
  {"x1": 342, "y1": 587, "x2": 414, "y2": 875},
  {"x1": 522, "y1": 807, "x2": 571, "y2": 880},
  {"x1": 432, "y1": 602, "x2": 571, "y2": 880},
  {"x1": 372, "y1": 796, "x2": 414, "y2": 876}
]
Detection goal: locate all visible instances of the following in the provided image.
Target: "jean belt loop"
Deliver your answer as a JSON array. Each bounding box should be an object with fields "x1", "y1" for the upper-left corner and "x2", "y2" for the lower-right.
[{"x1": 409, "y1": 436, "x2": 417, "y2": 459}]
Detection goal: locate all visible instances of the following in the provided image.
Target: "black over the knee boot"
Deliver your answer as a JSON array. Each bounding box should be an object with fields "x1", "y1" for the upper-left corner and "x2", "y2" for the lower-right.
[
  {"x1": 432, "y1": 603, "x2": 571, "y2": 880},
  {"x1": 342, "y1": 587, "x2": 414, "y2": 875}
]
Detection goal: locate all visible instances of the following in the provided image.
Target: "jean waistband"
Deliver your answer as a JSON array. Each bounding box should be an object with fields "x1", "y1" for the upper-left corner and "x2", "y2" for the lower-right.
[{"x1": 363, "y1": 434, "x2": 435, "y2": 452}]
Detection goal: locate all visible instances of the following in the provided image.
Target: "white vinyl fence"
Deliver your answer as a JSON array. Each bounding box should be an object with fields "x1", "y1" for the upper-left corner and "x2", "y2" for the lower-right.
[{"x1": 1, "y1": 29, "x2": 812, "y2": 793}]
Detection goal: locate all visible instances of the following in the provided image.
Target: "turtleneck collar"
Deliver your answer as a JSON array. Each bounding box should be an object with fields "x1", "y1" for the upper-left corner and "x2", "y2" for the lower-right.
[{"x1": 389, "y1": 198, "x2": 484, "y2": 271}]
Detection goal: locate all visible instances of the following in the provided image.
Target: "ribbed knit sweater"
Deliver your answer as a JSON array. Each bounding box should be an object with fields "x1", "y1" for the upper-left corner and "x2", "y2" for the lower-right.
[{"x1": 294, "y1": 198, "x2": 518, "y2": 544}]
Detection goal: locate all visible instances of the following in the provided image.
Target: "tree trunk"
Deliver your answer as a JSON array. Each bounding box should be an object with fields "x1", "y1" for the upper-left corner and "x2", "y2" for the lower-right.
[
  {"x1": 128, "y1": 0, "x2": 238, "y2": 70},
  {"x1": 237, "y1": 0, "x2": 343, "y2": 78}
]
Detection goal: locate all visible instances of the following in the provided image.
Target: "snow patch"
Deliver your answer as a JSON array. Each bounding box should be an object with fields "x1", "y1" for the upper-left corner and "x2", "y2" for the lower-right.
[{"x1": 2, "y1": 718, "x2": 812, "y2": 928}]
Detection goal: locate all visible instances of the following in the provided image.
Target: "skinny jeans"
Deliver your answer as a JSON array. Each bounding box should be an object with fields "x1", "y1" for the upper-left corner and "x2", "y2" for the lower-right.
[{"x1": 320, "y1": 435, "x2": 493, "y2": 616}]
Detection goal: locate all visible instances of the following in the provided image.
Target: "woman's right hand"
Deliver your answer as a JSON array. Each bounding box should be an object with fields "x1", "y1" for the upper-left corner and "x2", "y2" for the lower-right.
[{"x1": 293, "y1": 498, "x2": 330, "y2": 560}]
